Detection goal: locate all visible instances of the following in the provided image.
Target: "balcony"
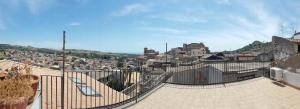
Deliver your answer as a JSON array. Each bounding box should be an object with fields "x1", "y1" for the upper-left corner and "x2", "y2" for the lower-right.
[{"x1": 1, "y1": 60, "x2": 300, "y2": 109}]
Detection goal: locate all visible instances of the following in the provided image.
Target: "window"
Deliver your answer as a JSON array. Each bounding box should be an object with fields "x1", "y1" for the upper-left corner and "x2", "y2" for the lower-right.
[
  {"x1": 69, "y1": 77, "x2": 84, "y2": 84},
  {"x1": 298, "y1": 45, "x2": 300, "y2": 53},
  {"x1": 77, "y1": 85, "x2": 101, "y2": 97}
]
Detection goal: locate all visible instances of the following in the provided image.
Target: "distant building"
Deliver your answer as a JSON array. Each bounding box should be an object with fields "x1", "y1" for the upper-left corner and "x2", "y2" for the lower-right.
[
  {"x1": 136, "y1": 55, "x2": 147, "y2": 65},
  {"x1": 144, "y1": 47, "x2": 159, "y2": 59},
  {"x1": 183, "y1": 43, "x2": 209, "y2": 57},
  {"x1": 183, "y1": 43, "x2": 205, "y2": 51},
  {"x1": 169, "y1": 43, "x2": 209, "y2": 60},
  {"x1": 237, "y1": 53, "x2": 256, "y2": 61},
  {"x1": 290, "y1": 31, "x2": 300, "y2": 53},
  {"x1": 169, "y1": 47, "x2": 186, "y2": 59},
  {"x1": 190, "y1": 48, "x2": 206, "y2": 57},
  {"x1": 201, "y1": 54, "x2": 225, "y2": 61}
]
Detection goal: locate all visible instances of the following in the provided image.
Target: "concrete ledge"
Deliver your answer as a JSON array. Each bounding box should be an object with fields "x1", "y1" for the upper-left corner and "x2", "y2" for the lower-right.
[{"x1": 271, "y1": 67, "x2": 300, "y2": 90}]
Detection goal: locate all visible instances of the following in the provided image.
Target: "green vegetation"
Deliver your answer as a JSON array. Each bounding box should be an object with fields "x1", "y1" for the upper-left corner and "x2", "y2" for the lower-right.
[
  {"x1": 107, "y1": 79, "x2": 125, "y2": 91},
  {"x1": 235, "y1": 41, "x2": 266, "y2": 53},
  {"x1": 0, "y1": 51, "x2": 5, "y2": 60},
  {"x1": 223, "y1": 41, "x2": 272, "y2": 54}
]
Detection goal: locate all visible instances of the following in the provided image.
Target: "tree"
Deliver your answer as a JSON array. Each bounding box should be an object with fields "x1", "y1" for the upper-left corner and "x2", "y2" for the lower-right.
[
  {"x1": 205, "y1": 47, "x2": 210, "y2": 54},
  {"x1": 126, "y1": 66, "x2": 133, "y2": 87},
  {"x1": 117, "y1": 56, "x2": 126, "y2": 68},
  {"x1": 107, "y1": 79, "x2": 125, "y2": 91},
  {"x1": 117, "y1": 61, "x2": 124, "y2": 68}
]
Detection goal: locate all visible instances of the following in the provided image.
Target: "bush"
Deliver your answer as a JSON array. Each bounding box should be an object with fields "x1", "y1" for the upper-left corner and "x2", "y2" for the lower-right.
[
  {"x1": 107, "y1": 79, "x2": 125, "y2": 91},
  {"x1": 0, "y1": 78, "x2": 33, "y2": 105}
]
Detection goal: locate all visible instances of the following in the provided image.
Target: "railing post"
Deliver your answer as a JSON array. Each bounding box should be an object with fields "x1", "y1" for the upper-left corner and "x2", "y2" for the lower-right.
[
  {"x1": 224, "y1": 61, "x2": 228, "y2": 73},
  {"x1": 40, "y1": 76, "x2": 43, "y2": 109},
  {"x1": 61, "y1": 31, "x2": 66, "y2": 108},
  {"x1": 193, "y1": 63, "x2": 196, "y2": 84},
  {"x1": 135, "y1": 67, "x2": 138, "y2": 103}
]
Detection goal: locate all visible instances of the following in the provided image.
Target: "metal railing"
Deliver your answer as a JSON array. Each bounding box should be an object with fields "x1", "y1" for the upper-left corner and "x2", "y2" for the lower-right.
[
  {"x1": 39, "y1": 61, "x2": 271, "y2": 109},
  {"x1": 166, "y1": 61, "x2": 271, "y2": 85},
  {"x1": 39, "y1": 67, "x2": 169, "y2": 109}
]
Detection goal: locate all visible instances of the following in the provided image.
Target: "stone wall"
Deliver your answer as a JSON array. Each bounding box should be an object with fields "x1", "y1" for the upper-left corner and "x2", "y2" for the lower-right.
[{"x1": 272, "y1": 36, "x2": 296, "y2": 61}]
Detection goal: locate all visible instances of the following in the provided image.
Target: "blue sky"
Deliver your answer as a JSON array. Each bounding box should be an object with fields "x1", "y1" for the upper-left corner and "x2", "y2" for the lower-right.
[{"x1": 0, "y1": 0, "x2": 299, "y2": 54}]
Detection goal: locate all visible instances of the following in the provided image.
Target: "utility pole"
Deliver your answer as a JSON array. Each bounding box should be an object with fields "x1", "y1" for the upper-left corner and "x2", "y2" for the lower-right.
[{"x1": 61, "y1": 31, "x2": 66, "y2": 108}]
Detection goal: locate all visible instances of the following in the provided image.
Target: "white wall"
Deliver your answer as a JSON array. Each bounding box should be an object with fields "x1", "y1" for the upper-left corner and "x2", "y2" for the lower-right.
[
  {"x1": 282, "y1": 70, "x2": 300, "y2": 88},
  {"x1": 271, "y1": 67, "x2": 300, "y2": 88}
]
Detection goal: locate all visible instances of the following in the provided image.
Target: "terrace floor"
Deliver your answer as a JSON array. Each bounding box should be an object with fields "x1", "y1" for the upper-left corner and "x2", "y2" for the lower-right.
[{"x1": 128, "y1": 77, "x2": 300, "y2": 109}]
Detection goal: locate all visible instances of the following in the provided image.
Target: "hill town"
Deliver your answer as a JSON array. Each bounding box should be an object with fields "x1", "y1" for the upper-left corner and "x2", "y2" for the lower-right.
[{"x1": 1, "y1": 31, "x2": 300, "y2": 72}]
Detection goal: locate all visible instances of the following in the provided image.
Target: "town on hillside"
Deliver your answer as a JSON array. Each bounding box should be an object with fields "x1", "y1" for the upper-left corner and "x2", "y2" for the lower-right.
[{"x1": 1, "y1": 31, "x2": 300, "y2": 72}]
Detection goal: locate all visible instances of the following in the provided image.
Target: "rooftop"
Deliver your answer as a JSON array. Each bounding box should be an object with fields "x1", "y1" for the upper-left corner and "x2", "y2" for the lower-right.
[{"x1": 128, "y1": 77, "x2": 300, "y2": 109}]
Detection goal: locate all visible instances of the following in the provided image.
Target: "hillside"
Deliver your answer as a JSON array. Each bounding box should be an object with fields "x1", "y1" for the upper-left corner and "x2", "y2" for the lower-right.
[
  {"x1": 234, "y1": 41, "x2": 272, "y2": 53},
  {"x1": 223, "y1": 41, "x2": 273, "y2": 54},
  {"x1": 0, "y1": 44, "x2": 139, "y2": 59}
]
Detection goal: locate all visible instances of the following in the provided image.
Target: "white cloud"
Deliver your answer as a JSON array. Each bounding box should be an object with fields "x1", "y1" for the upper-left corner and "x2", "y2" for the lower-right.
[
  {"x1": 242, "y1": 1, "x2": 280, "y2": 38},
  {"x1": 149, "y1": 14, "x2": 207, "y2": 23},
  {"x1": 147, "y1": 6, "x2": 209, "y2": 24},
  {"x1": 24, "y1": 0, "x2": 55, "y2": 15},
  {"x1": 201, "y1": 1, "x2": 281, "y2": 51},
  {"x1": 69, "y1": 22, "x2": 81, "y2": 26},
  {"x1": 113, "y1": 3, "x2": 150, "y2": 16},
  {"x1": 156, "y1": 0, "x2": 282, "y2": 52},
  {"x1": 142, "y1": 27, "x2": 187, "y2": 35},
  {"x1": 0, "y1": 0, "x2": 55, "y2": 15}
]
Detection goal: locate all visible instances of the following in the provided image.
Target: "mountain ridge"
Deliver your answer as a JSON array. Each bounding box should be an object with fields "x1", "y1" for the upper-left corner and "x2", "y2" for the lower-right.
[{"x1": 0, "y1": 44, "x2": 139, "y2": 58}]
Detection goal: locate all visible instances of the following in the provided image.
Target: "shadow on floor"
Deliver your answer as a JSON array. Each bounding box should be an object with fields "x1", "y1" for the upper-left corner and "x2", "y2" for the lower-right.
[{"x1": 272, "y1": 81, "x2": 286, "y2": 87}]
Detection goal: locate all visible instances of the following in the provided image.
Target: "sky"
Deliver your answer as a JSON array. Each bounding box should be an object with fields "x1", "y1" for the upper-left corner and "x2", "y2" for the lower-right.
[{"x1": 0, "y1": 0, "x2": 300, "y2": 54}]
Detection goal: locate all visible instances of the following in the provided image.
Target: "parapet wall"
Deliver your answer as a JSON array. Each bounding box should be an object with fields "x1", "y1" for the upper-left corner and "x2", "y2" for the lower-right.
[{"x1": 271, "y1": 67, "x2": 300, "y2": 89}]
